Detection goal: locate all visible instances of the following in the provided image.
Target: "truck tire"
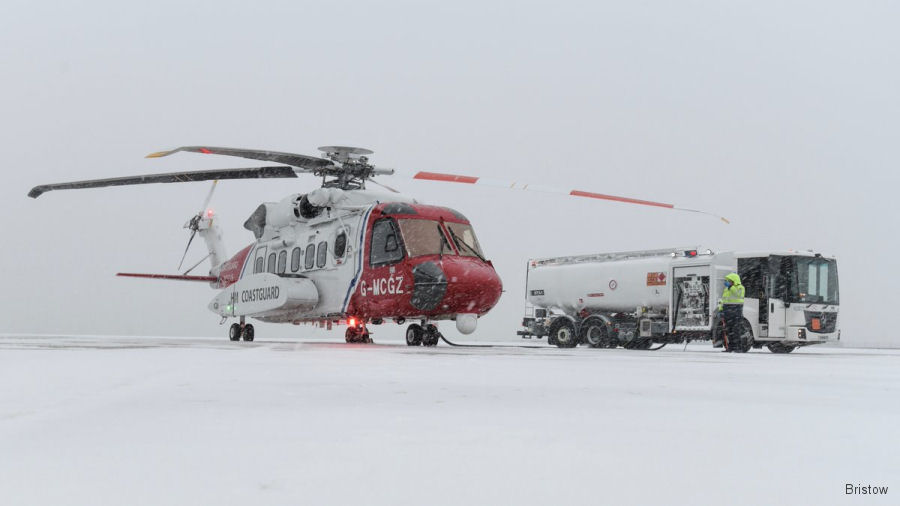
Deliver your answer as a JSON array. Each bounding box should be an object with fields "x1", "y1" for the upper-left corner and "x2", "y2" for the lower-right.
[
  {"x1": 767, "y1": 342, "x2": 796, "y2": 354},
  {"x1": 550, "y1": 319, "x2": 577, "y2": 348},
  {"x1": 739, "y1": 319, "x2": 754, "y2": 353},
  {"x1": 582, "y1": 318, "x2": 614, "y2": 348}
]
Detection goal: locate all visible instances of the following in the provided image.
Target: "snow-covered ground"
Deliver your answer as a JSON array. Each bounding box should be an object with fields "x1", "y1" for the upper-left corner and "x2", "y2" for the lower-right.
[{"x1": 0, "y1": 335, "x2": 896, "y2": 505}]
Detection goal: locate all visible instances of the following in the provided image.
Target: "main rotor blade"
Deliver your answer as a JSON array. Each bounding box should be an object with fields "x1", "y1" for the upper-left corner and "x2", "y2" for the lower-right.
[
  {"x1": 404, "y1": 171, "x2": 730, "y2": 224},
  {"x1": 147, "y1": 146, "x2": 334, "y2": 171},
  {"x1": 28, "y1": 166, "x2": 296, "y2": 198}
]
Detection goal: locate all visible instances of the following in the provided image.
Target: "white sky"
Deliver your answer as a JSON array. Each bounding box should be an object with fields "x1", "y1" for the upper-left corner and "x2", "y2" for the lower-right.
[{"x1": 1, "y1": 0, "x2": 897, "y2": 346}]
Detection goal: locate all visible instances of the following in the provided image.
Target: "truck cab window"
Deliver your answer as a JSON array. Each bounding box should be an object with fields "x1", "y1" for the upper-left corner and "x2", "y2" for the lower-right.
[{"x1": 370, "y1": 218, "x2": 404, "y2": 266}]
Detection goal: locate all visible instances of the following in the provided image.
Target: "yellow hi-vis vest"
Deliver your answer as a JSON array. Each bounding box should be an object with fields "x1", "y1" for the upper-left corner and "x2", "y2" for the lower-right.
[{"x1": 718, "y1": 273, "x2": 745, "y2": 310}]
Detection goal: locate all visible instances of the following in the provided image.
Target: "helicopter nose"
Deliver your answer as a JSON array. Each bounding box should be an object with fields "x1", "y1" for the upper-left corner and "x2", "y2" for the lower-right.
[{"x1": 436, "y1": 256, "x2": 503, "y2": 315}]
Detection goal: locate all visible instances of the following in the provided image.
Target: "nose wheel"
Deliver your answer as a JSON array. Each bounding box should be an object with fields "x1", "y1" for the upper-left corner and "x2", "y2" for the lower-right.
[
  {"x1": 346, "y1": 325, "x2": 372, "y2": 344},
  {"x1": 406, "y1": 323, "x2": 441, "y2": 347}
]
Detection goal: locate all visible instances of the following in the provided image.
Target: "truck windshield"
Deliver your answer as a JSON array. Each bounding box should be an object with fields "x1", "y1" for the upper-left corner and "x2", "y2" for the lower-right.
[
  {"x1": 789, "y1": 257, "x2": 839, "y2": 305},
  {"x1": 396, "y1": 219, "x2": 452, "y2": 257}
]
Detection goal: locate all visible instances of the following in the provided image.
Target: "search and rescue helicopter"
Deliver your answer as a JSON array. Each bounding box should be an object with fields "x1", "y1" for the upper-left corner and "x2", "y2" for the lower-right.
[{"x1": 29, "y1": 145, "x2": 726, "y2": 345}]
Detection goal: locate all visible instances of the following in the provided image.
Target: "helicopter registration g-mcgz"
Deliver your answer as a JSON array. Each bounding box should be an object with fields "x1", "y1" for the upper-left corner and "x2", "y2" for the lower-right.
[{"x1": 29, "y1": 145, "x2": 726, "y2": 345}]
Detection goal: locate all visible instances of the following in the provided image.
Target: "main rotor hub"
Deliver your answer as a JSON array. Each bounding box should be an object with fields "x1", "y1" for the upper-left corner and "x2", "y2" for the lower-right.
[{"x1": 316, "y1": 146, "x2": 376, "y2": 190}]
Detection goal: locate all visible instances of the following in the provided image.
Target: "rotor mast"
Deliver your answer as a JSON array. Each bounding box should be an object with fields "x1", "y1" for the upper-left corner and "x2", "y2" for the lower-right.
[{"x1": 317, "y1": 146, "x2": 375, "y2": 190}]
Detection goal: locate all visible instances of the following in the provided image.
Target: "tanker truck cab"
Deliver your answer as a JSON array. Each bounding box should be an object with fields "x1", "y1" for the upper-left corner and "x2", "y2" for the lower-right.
[{"x1": 736, "y1": 251, "x2": 839, "y2": 351}]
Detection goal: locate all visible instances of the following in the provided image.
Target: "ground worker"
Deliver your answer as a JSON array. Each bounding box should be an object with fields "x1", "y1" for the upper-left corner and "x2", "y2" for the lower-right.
[{"x1": 718, "y1": 273, "x2": 746, "y2": 352}]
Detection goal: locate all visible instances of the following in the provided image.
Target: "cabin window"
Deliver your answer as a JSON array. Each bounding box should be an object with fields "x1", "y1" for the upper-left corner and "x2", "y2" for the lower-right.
[
  {"x1": 277, "y1": 250, "x2": 287, "y2": 274},
  {"x1": 305, "y1": 244, "x2": 315, "y2": 270},
  {"x1": 334, "y1": 232, "x2": 347, "y2": 258},
  {"x1": 370, "y1": 218, "x2": 404, "y2": 266},
  {"x1": 255, "y1": 257, "x2": 264, "y2": 274},
  {"x1": 267, "y1": 253, "x2": 276, "y2": 273},
  {"x1": 316, "y1": 241, "x2": 327, "y2": 268},
  {"x1": 291, "y1": 247, "x2": 302, "y2": 272}
]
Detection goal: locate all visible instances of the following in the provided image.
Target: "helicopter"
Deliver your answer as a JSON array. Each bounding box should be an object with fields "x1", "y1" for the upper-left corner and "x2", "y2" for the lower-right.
[{"x1": 29, "y1": 145, "x2": 727, "y2": 345}]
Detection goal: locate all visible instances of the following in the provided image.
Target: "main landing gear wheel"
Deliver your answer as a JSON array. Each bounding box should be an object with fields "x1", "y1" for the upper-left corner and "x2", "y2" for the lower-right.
[
  {"x1": 550, "y1": 319, "x2": 577, "y2": 348},
  {"x1": 345, "y1": 326, "x2": 372, "y2": 344},
  {"x1": 241, "y1": 324, "x2": 255, "y2": 342},
  {"x1": 422, "y1": 324, "x2": 441, "y2": 347},
  {"x1": 767, "y1": 342, "x2": 796, "y2": 354},
  {"x1": 406, "y1": 324, "x2": 424, "y2": 346},
  {"x1": 229, "y1": 323, "x2": 241, "y2": 342}
]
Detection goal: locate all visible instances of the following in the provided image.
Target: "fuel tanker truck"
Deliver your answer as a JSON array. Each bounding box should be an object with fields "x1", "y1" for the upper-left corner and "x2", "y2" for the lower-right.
[{"x1": 518, "y1": 248, "x2": 840, "y2": 353}]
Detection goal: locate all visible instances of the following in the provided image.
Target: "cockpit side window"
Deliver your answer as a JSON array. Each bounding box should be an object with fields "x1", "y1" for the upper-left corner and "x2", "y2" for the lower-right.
[{"x1": 370, "y1": 218, "x2": 404, "y2": 266}]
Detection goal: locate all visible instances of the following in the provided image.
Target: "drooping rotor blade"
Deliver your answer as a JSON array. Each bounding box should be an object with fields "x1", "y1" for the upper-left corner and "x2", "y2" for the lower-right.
[
  {"x1": 403, "y1": 171, "x2": 730, "y2": 224},
  {"x1": 28, "y1": 166, "x2": 296, "y2": 198},
  {"x1": 147, "y1": 146, "x2": 334, "y2": 171}
]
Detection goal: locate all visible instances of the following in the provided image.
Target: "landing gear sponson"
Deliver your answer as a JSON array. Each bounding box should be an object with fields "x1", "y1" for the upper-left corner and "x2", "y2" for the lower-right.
[
  {"x1": 406, "y1": 322, "x2": 441, "y2": 347},
  {"x1": 228, "y1": 316, "x2": 255, "y2": 342}
]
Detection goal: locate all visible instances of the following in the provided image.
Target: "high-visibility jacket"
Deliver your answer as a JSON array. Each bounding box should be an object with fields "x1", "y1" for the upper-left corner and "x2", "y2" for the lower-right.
[{"x1": 718, "y1": 272, "x2": 745, "y2": 310}]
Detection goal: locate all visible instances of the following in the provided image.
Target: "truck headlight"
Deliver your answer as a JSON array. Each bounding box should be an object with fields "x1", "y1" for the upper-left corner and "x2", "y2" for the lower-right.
[{"x1": 797, "y1": 328, "x2": 806, "y2": 340}]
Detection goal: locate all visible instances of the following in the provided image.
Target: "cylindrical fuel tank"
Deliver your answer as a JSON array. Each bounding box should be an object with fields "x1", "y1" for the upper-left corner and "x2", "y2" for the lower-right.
[{"x1": 526, "y1": 256, "x2": 672, "y2": 313}]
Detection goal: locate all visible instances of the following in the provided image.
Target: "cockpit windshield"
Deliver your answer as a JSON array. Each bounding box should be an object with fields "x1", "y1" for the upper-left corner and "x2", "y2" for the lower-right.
[
  {"x1": 396, "y1": 219, "x2": 452, "y2": 257},
  {"x1": 445, "y1": 222, "x2": 485, "y2": 259}
]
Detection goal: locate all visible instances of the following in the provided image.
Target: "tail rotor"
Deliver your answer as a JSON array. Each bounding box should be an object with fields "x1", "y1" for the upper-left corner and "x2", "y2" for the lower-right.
[{"x1": 178, "y1": 180, "x2": 218, "y2": 270}]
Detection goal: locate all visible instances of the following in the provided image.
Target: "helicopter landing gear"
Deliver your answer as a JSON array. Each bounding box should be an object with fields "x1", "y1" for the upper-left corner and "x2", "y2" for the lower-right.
[
  {"x1": 345, "y1": 324, "x2": 372, "y2": 344},
  {"x1": 422, "y1": 324, "x2": 441, "y2": 347},
  {"x1": 229, "y1": 317, "x2": 254, "y2": 342},
  {"x1": 406, "y1": 324, "x2": 423, "y2": 346},
  {"x1": 407, "y1": 323, "x2": 441, "y2": 347},
  {"x1": 241, "y1": 324, "x2": 255, "y2": 342}
]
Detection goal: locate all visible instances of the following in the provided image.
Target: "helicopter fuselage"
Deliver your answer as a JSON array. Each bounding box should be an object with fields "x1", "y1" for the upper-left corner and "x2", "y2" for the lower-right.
[{"x1": 207, "y1": 189, "x2": 502, "y2": 333}]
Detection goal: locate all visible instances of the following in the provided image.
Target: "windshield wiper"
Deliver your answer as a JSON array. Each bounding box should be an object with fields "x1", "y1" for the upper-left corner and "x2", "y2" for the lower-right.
[
  {"x1": 448, "y1": 228, "x2": 486, "y2": 262},
  {"x1": 438, "y1": 223, "x2": 451, "y2": 257}
]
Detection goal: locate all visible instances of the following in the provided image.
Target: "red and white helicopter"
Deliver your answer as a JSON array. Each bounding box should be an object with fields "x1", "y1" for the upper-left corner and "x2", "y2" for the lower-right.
[{"x1": 29, "y1": 145, "x2": 725, "y2": 345}]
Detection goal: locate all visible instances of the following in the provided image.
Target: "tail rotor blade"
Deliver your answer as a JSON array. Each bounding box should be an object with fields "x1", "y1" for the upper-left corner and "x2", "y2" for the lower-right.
[
  {"x1": 178, "y1": 228, "x2": 198, "y2": 270},
  {"x1": 199, "y1": 180, "x2": 218, "y2": 214}
]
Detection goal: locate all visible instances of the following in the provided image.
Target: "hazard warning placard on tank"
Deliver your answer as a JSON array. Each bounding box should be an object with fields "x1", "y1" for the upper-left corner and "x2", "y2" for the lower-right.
[{"x1": 646, "y1": 272, "x2": 667, "y2": 286}]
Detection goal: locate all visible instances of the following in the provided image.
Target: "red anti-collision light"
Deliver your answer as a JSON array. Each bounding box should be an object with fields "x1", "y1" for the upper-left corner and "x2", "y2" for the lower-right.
[{"x1": 348, "y1": 317, "x2": 356, "y2": 327}]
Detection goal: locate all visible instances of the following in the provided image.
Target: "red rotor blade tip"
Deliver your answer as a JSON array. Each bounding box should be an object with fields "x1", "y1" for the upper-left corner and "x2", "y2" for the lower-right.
[
  {"x1": 569, "y1": 190, "x2": 674, "y2": 209},
  {"x1": 413, "y1": 171, "x2": 479, "y2": 184}
]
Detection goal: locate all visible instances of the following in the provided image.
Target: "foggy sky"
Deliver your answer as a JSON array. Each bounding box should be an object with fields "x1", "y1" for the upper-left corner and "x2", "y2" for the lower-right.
[{"x1": 1, "y1": 0, "x2": 897, "y2": 346}]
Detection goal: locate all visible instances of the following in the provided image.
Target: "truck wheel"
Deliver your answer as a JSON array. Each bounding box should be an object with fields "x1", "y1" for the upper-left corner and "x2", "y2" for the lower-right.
[
  {"x1": 767, "y1": 343, "x2": 795, "y2": 354},
  {"x1": 739, "y1": 320, "x2": 754, "y2": 353},
  {"x1": 550, "y1": 319, "x2": 577, "y2": 348},
  {"x1": 582, "y1": 319, "x2": 614, "y2": 348}
]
